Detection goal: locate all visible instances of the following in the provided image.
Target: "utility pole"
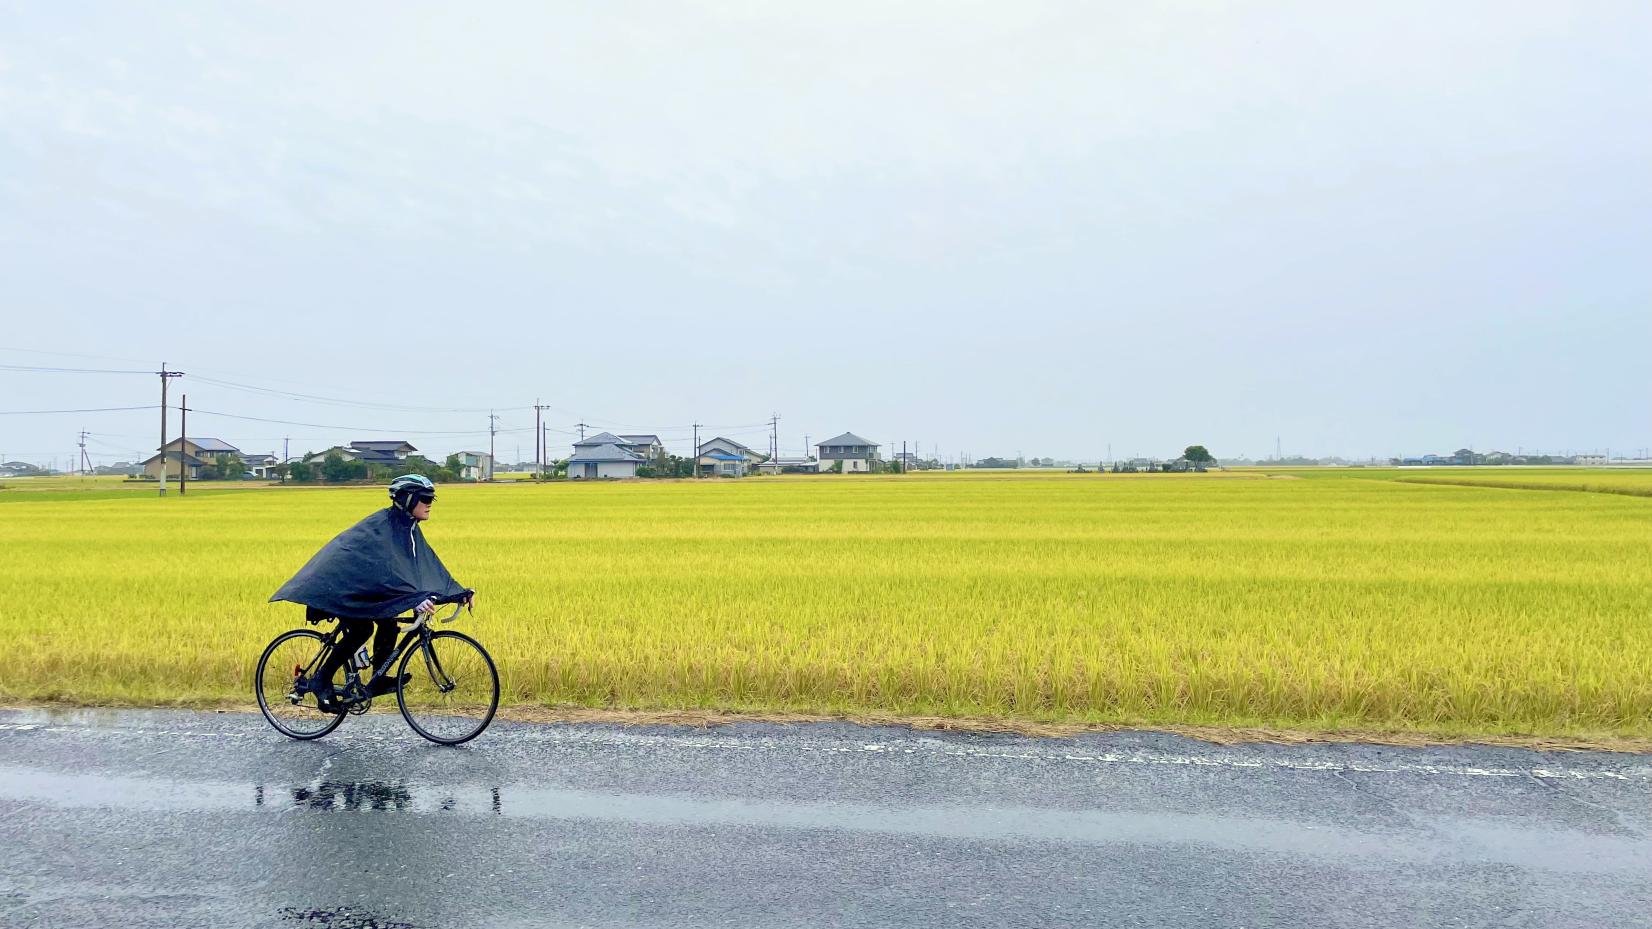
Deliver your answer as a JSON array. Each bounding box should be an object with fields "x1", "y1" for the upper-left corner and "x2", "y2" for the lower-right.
[
  {"x1": 178, "y1": 393, "x2": 189, "y2": 496},
  {"x1": 77, "y1": 430, "x2": 90, "y2": 475},
  {"x1": 804, "y1": 434, "x2": 810, "y2": 464},
  {"x1": 901, "y1": 440, "x2": 908, "y2": 474},
  {"x1": 692, "y1": 422, "x2": 701, "y2": 477},
  {"x1": 155, "y1": 364, "x2": 184, "y2": 496},
  {"x1": 1276, "y1": 436, "x2": 1281, "y2": 462},
  {"x1": 282, "y1": 436, "x2": 290, "y2": 481},
  {"x1": 541, "y1": 422, "x2": 549, "y2": 478},
  {"x1": 576, "y1": 420, "x2": 588, "y2": 441},
  {"x1": 488, "y1": 411, "x2": 499, "y2": 481},
  {"x1": 769, "y1": 412, "x2": 780, "y2": 462},
  {"x1": 533, "y1": 400, "x2": 549, "y2": 480}
]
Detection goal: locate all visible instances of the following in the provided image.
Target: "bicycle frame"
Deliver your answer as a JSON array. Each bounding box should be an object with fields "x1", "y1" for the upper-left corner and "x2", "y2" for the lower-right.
[{"x1": 316, "y1": 603, "x2": 466, "y2": 702}]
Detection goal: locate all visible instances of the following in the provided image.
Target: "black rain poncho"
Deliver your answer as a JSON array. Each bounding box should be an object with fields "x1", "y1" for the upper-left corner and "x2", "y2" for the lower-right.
[{"x1": 270, "y1": 506, "x2": 467, "y2": 619}]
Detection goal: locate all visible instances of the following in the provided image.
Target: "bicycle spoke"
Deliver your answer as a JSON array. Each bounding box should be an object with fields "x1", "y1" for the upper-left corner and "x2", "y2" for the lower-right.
[
  {"x1": 398, "y1": 632, "x2": 498, "y2": 744},
  {"x1": 256, "y1": 631, "x2": 345, "y2": 739}
]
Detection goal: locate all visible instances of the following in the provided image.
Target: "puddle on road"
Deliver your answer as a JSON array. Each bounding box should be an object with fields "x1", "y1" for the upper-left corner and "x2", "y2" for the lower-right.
[
  {"x1": 279, "y1": 905, "x2": 417, "y2": 929},
  {"x1": 2, "y1": 763, "x2": 1648, "y2": 874}
]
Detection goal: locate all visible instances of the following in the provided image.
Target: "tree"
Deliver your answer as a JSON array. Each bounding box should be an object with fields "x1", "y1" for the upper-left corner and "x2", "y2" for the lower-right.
[
  {"x1": 1183, "y1": 446, "x2": 1214, "y2": 464},
  {"x1": 321, "y1": 451, "x2": 367, "y2": 483},
  {"x1": 211, "y1": 453, "x2": 245, "y2": 480},
  {"x1": 287, "y1": 460, "x2": 315, "y2": 483}
]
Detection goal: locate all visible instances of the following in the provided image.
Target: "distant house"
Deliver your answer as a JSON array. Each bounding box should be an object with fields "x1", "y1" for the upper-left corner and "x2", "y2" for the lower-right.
[
  {"x1": 455, "y1": 451, "x2": 493, "y2": 481},
  {"x1": 756, "y1": 456, "x2": 819, "y2": 475},
  {"x1": 244, "y1": 453, "x2": 280, "y2": 479},
  {"x1": 816, "y1": 433, "x2": 880, "y2": 473},
  {"x1": 349, "y1": 440, "x2": 417, "y2": 466},
  {"x1": 302, "y1": 440, "x2": 418, "y2": 469},
  {"x1": 1163, "y1": 457, "x2": 1209, "y2": 473},
  {"x1": 568, "y1": 434, "x2": 644, "y2": 479},
  {"x1": 1, "y1": 460, "x2": 45, "y2": 478},
  {"x1": 696, "y1": 437, "x2": 766, "y2": 477},
  {"x1": 617, "y1": 434, "x2": 666, "y2": 468},
  {"x1": 304, "y1": 446, "x2": 360, "y2": 466},
  {"x1": 142, "y1": 438, "x2": 242, "y2": 480}
]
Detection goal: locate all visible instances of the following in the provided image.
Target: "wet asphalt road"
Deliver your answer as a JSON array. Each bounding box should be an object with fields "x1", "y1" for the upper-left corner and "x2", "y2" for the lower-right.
[{"x1": 2, "y1": 709, "x2": 1651, "y2": 929}]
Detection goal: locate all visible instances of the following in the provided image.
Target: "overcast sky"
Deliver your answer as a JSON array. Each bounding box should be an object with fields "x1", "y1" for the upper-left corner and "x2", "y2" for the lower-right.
[{"x1": 2, "y1": 2, "x2": 1648, "y2": 467}]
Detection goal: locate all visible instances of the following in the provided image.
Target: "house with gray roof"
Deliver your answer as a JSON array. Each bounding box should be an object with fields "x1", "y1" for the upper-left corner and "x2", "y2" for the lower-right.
[
  {"x1": 617, "y1": 434, "x2": 665, "y2": 463},
  {"x1": 568, "y1": 437, "x2": 644, "y2": 479},
  {"x1": 815, "y1": 432, "x2": 880, "y2": 473},
  {"x1": 349, "y1": 440, "x2": 418, "y2": 466},
  {"x1": 571, "y1": 429, "x2": 667, "y2": 476},
  {"x1": 142, "y1": 437, "x2": 243, "y2": 480},
  {"x1": 696, "y1": 436, "x2": 766, "y2": 477}
]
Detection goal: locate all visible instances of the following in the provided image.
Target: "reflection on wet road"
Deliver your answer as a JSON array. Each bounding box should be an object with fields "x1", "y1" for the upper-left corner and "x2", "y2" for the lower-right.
[{"x1": 3, "y1": 709, "x2": 1652, "y2": 928}]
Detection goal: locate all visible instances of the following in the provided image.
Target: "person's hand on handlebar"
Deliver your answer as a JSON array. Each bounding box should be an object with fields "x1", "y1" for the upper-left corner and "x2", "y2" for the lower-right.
[{"x1": 415, "y1": 597, "x2": 437, "y2": 615}]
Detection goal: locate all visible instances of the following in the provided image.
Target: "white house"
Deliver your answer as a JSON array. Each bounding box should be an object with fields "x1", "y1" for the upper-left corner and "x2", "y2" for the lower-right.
[
  {"x1": 696, "y1": 436, "x2": 765, "y2": 477},
  {"x1": 455, "y1": 451, "x2": 494, "y2": 481},
  {"x1": 568, "y1": 433, "x2": 645, "y2": 479},
  {"x1": 616, "y1": 434, "x2": 666, "y2": 468},
  {"x1": 244, "y1": 453, "x2": 280, "y2": 479},
  {"x1": 815, "y1": 432, "x2": 879, "y2": 473}
]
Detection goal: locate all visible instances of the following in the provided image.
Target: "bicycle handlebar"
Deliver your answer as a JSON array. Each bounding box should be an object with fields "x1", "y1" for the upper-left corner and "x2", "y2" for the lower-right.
[{"x1": 399, "y1": 590, "x2": 473, "y2": 629}]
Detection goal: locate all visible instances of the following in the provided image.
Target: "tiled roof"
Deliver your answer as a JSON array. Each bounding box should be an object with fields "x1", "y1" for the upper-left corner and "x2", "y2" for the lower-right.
[
  {"x1": 568, "y1": 443, "x2": 642, "y2": 463},
  {"x1": 817, "y1": 432, "x2": 877, "y2": 448}
]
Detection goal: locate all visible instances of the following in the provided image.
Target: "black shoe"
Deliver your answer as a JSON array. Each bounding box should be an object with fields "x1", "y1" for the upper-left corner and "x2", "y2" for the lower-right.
[
  {"x1": 311, "y1": 680, "x2": 341, "y2": 712},
  {"x1": 369, "y1": 673, "x2": 412, "y2": 697}
]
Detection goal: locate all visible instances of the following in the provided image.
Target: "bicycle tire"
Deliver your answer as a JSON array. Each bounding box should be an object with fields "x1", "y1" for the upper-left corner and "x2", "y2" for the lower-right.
[
  {"x1": 255, "y1": 629, "x2": 347, "y2": 740},
  {"x1": 396, "y1": 630, "x2": 499, "y2": 745}
]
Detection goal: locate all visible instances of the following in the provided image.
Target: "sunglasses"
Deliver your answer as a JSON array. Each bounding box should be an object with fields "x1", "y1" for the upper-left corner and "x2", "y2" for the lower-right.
[{"x1": 415, "y1": 494, "x2": 436, "y2": 506}]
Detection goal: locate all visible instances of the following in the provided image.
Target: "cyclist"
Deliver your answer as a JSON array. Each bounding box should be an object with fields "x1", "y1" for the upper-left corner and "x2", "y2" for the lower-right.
[{"x1": 270, "y1": 474, "x2": 475, "y2": 709}]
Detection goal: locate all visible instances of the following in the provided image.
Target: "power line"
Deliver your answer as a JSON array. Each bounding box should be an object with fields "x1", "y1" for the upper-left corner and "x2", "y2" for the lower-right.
[
  {"x1": 187, "y1": 407, "x2": 520, "y2": 435},
  {"x1": 0, "y1": 363, "x2": 154, "y2": 375},
  {"x1": 0, "y1": 405, "x2": 158, "y2": 415},
  {"x1": 185, "y1": 374, "x2": 514, "y2": 414}
]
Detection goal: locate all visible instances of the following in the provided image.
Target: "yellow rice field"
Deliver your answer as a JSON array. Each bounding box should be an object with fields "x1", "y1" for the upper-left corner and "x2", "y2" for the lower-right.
[
  {"x1": 2, "y1": 470, "x2": 1650, "y2": 738},
  {"x1": 1379, "y1": 467, "x2": 1652, "y2": 497}
]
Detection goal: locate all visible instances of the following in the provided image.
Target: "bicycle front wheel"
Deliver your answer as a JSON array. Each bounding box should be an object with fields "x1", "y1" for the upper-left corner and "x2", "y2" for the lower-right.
[
  {"x1": 255, "y1": 629, "x2": 346, "y2": 740},
  {"x1": 397, "y1": 630, "x2": 499, "y2": 745}
]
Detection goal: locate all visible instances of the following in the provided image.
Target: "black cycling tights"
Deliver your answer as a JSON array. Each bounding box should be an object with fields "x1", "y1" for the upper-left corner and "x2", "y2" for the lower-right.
[{"x1": 315, "y1": 618, "x2": 399, "y2": 685}]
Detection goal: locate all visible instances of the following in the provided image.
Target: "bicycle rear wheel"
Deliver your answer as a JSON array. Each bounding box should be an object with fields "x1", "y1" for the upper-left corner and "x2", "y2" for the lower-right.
[
  {"x1": 397, "y1": 630, "x2": 499, "y2": 745},
  {"x1": 255, "y1": 629, "x2": 346, "y2": 740}
]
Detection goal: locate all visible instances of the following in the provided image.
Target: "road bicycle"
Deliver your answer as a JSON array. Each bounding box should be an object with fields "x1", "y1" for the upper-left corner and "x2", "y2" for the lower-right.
[{"x1": 255, "y1": 592, "x2": 499, "y2": 745}]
